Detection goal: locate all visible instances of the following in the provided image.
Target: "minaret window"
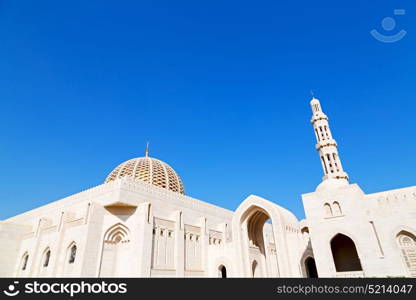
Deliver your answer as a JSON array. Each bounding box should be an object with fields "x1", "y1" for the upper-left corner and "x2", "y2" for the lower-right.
[
  {"x1": 315, "y1": 129, "x2": 320, "y2": 141},
  {"x1": 326, "y1": 154, "x2": 333, "y2": 173},
  {"x1": 333, "y1": 153, "x2": 339, "y2": 171},
  {"x1": 333, "y1": 202, "x2": 342, "y2": 216},
  {"x1": 321, "y1": 156, "x2": 328, "y2": 174},
  {"x1": 324, "y1": 203, "x2": 333, "y2": 217},
  {"x1": 319, "y1": 126, "x2": 325, "y2": 140}
]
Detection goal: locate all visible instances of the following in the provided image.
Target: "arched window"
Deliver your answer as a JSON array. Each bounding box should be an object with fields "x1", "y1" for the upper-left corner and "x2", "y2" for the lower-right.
[
  {"x1": 305, "y1": 257, "x2": 318, "y2": 278},
  {"x1": 68, "y1": 244, "x2": 77, "y2": 264},
  {"x1": 43, "y1": 249, "x2": 51, "y2": 267},
  {"x1": 330, "y1": 234, "x2": 362, "y2": 272},
  {"x1": 315, "y1": 129, "x2": 320, "y2": 141},
  {"x1": 332, "y1": 153, "x2": 339, "y2": 170},
  {"x1": 21, "y1": 253, "x2": 29, "y2": 271},
  {"x1": 324, "y1": 203, "x2": 333, "y2": 217},
  {"x1": 218, "y1": 265, "x2": 227, "y2": 278},
  {"x1": 333, "y1": 201, "x2": 342, "y2": 216},
  {"x1": 397, "y1": 231, "x2": 416, "y2": 277}
]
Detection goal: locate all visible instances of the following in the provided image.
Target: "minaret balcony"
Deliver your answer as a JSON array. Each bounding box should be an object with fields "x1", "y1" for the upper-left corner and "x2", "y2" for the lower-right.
[
  {"x1": 315, "y1": 139, "x2": 338, "y2": 150},
  {"x1": 310, "y1": 114, "x2": 328, "y2": 123}
]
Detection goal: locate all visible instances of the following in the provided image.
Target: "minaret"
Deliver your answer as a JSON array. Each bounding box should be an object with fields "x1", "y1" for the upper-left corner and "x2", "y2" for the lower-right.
[{"x1": 310, "y1": 97, "x2": 349, "y2": 184}]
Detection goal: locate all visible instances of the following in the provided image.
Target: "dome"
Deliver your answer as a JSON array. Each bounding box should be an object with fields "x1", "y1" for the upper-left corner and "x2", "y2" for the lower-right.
[{"x1": 105, "y1": 155, "x2": 185, "y2": 194}]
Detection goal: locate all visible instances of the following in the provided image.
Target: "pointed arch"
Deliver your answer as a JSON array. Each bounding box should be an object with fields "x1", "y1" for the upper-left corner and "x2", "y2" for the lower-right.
[
  {"x1": 36, "y1": 247, "x2": 51, "y2": 277},
  {"x1": 59, "y1": 241, "x2": 78, "y2": 277},
  {"x1": 99, "y1": 223, "x2": 131, "y2": 277},
  {"x1": 67, "y1": 241, "x2": 77, "y2": 264},
  {"x1": 15, "y1": 251, "x2": 30, "y2": 277},
  {"x1": 245, "y1": 208, "x2": 270, "y2": 249},
  {"x1": 304, "y1": 256, "x2": 318, "y2": 278},
  {"x1": 252, "y1": 260, "x2": 260, "y2": 277},
  {"x1": 103, "y1": 223, "x2": 130, "y2": 243},
  {"x1": 232, "y1": 195, "x2": 299, "y2": 277},
  {"x1": 397, "y1": 231, "x2": 416, "y2": 246},
  {"x1": 20, "y1": 251, "x2": 29, "y2": 271},
  {"x1": 213, "y1": 257, "x2": 233, "y2": 278},
  {"x1": 396, "y1": 230, "x2": 416, "y2": 277},
  {"x1": 330, "y1": 233, "x2": 362, "y2": 272},
  {"x1": 218, "y1": 265, "x2": 227, "y2": 278},
  {"x1": 332, "y1": 201, "x2": 342, "y2": 216},
  {"x1": 324, "y1": 203, "x2": 333, "y2": 217},
  {"x1": 42, "y1": 247, "x2": 51, "y2": 268},
  {"x1": 252, "y1": 260, "x2": 257, "y2": 277}
]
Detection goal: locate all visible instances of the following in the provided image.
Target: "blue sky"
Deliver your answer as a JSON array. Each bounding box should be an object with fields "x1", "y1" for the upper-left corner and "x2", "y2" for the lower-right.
[{"x1": 0, "y1": 0, "x2": 415, "y2": 220}]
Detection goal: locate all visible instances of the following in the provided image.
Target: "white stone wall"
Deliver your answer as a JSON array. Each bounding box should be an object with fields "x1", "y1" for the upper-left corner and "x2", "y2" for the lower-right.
[
  {"x1": 0, "y1": 179, "x2": 237, "y2": 278},
  {"x1": 302, "y1": 183, "x2": 416, "y2": 278},
  {"x1": 1, "y1": 175, "x2": 415, "y2": 278}
]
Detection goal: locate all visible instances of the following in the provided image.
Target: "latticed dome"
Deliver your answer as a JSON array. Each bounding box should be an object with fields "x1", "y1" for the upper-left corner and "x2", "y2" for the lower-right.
[{"x1": 105, "y1": 155, "x2": 185, "y2": 194}]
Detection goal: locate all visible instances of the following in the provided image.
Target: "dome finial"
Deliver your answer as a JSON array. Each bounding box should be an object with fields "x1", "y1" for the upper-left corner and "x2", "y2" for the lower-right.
[
  {"x1": 145, "y1": 142, "x2": 149, "y2": 157},
  {"x1": 310, "y1": 90, "x2": 315, "y2": 99}
]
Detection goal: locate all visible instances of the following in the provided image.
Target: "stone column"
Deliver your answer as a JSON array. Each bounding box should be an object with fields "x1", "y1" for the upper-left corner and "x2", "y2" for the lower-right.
[
  {"x1": 80, "y1": 204, "x2": 103, "y2": 277},
  {"x1": 174, "y1": 210, "x2": 184, "y2": 277},
  {"x1": 199, "y1": 217, "x2": 208, "y2": 275},
  {"x1": 29, "y1": 218, "x2": 48, "y2": 277},
  {"x1": 136, "y1": 202, "x2": 153, "y2": 277}
]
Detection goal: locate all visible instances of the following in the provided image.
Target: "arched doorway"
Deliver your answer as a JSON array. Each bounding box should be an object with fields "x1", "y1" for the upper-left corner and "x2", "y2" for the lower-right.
[
  {"x1": 305, "y1": 257, "x2": 318, "y2": 278},
  {"x1": 218, "y1": 265, "x2": 227, "y2": 278},
  {"x1": 240, "y1": 206, "x2": 278, "y2": 278},
  {"x1": 233, "y1": 195, "x2": 298, "y2": 277},
  {"x1": 397, "y1": 231, "x2": 416, "y2": 277},
  {"x1": 246, "y1": 210, "x2": 267, "y2": 277},
  {"x1": 330, "y1": 234, "x2": 362, "y2": 272}
]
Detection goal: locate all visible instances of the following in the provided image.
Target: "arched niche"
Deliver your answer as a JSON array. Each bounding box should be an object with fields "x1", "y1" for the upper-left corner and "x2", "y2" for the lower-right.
[{"x1": 330, "y1": 233, "x2": 362, "y2": 273}]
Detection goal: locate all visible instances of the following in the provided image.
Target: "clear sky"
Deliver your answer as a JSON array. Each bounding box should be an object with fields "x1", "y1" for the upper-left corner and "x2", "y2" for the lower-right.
[{"x1": 0, "y1": 0, "x2": 415, "y2": 220}]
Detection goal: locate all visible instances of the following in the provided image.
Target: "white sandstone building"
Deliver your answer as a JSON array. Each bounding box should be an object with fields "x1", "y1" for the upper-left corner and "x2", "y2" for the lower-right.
[{"x1": 1, "y1": 97, "x2": 415, "y2": 278}]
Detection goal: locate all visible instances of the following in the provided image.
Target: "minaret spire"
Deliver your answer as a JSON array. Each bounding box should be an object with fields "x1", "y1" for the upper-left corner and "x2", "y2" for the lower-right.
[
  {"x1": 310, "y1": 96, "x2": 348, "y2": 183},
  {"x1": 145, "y1": 142, "x2": 149, "y2": 157}
]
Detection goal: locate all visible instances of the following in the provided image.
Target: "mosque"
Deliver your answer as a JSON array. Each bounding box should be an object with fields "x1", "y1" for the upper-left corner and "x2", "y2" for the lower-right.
[{"x1": 0, "y1": 97, "x2": 415, "y2": 278}]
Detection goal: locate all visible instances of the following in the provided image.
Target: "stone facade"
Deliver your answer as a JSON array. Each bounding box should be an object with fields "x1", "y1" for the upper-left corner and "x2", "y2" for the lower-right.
[{"x1": 1, "y1": 98, "x2": 415, "y2": 278}]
